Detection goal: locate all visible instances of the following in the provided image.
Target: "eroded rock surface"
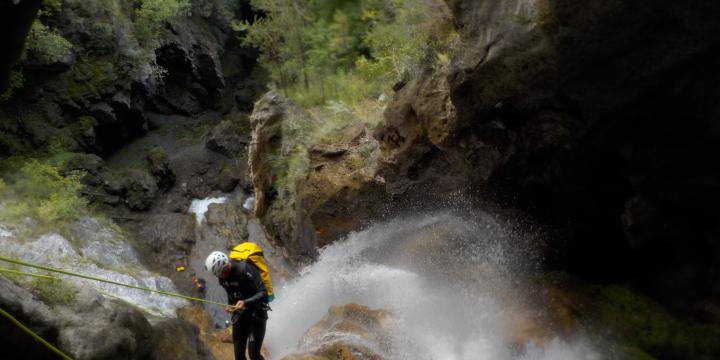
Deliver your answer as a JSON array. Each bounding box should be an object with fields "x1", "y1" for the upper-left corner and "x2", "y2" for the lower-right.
[
  {"x1": 281, "y1": 304, "x2": 392, "y2": 360},
  {"x1": 0, "y1": 276, "x2": 213, "y2": 360},
  {"x1": 249, "y1": 93, "x2": 389, "y2": 264}
]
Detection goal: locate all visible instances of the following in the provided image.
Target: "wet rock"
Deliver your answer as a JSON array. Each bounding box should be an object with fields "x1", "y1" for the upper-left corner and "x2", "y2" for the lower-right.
[
  {"x1": 177, "y1": 306, "x2": 246, "y2": 360},
  {"x1": 203, "y1": 202, "x2": 249, "y2": 248},
  {"x1": 282, "y1": 304, "x2": 392, "y2": 360},
  {"x1": 217, "y1": 165, "x2": 242, "y2": 193},
  {"x1": 205, "y1": 120, "x2": 248, "y2": 157}
]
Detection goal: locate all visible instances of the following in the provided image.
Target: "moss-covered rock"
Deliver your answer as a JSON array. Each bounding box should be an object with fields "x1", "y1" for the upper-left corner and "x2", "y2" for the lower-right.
[{"x1": 538, "y1": 273, "x2": 720, "y2": 359}]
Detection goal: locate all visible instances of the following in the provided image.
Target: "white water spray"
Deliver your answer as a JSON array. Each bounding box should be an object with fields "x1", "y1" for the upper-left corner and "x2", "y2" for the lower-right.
[{"x1": 265, "y1": 211, "x2": 600, "y2": 360}]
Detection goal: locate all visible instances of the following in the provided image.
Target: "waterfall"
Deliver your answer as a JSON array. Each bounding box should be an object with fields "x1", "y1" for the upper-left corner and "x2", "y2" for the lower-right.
[{"x1": 265, "y1": 211, "x2": 600, "y2": 360}]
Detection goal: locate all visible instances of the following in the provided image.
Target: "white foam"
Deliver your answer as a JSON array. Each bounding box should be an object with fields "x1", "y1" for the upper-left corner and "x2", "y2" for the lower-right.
[
  {"x1": 188, "y1": 197, "x2": 227, "y2": 225},
  {"x1": 243, "y1": 196, "x2": 256, "y2": 211},
  {"x1": 265, "y1": 212, "x2": 601, "y2": 360}
]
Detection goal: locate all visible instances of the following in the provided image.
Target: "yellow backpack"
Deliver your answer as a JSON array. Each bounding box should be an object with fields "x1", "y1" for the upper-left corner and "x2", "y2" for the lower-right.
[{"x1": 229, "y1": 242, "x2": 275, "y2": 301}]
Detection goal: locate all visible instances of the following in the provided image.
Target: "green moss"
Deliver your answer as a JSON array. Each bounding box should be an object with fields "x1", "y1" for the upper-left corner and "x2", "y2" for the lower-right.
[
  {"x1": 26, "y1": 20, "x2": 73, "y2": 64},
  {"x1": 227, "y1": 112, "x2": 252, "y2": 135},
  {"x1": 147, "y1": 146, "x2": 168, "y2": 165},
  {"x1": 30, "y1": 278, "x2": 77, "y2": 307},
  {"x1": 54, "y1": 57, "x2": 117, "y2": 105},
  {"x1": 593, "y1": 285, "x2": 720, "y2": 359},
  {"x1": 0, "y1": 70, "x2": 24, "y2": 101}
]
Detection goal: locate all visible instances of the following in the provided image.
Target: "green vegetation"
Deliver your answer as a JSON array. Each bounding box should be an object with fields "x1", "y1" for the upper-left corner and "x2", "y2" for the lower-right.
[
  {"x1": 53, "y1": 57, "x2": 118, "y2": 104},
  {"x1": 0, "y1": 71, "x2": 25, "y2": 101},
  {"x1": 134, "y1": 0, "x2": 192, "y2": 77},
  {"x1": 25, "y1": 21, "x2": 73, "y2": 65},
  {"x1": 239, "y1": 1, "x2": 454, "y2": 199},
  {"x1": 240, "y1": 0, "x2": 456, "y2": 107},
  {"x1": 0, "y1": 159, "x2": 87, "y2": 224},
  {"x1": 30, "y1": 277, "x2": 77, "y2": 307},
  {"x1": 595, "y1": 285, "x2": 720, "y2": 358}
]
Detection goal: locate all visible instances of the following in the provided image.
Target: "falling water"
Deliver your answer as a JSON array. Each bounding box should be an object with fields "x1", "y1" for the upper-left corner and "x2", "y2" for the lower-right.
[{"x1": 265, "y1": 211, "x2": 601, "y2": 360}]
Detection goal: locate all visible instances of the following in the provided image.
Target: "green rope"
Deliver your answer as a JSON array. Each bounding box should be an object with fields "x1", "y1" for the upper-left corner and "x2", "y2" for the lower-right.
[
  {"x1": 0, "y1": 306, "x2": 73, "y2": 360},
  {"x1": 0, "y1": 267, "x2": 61, "y2": 281},
  {"x1": 0, "y1": 255, "x2": 229, "y2": 308}
]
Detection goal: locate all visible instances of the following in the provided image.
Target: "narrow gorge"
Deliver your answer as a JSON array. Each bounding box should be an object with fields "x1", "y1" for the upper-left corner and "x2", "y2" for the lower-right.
[{"x1": 2, "y1": 1, "x2": 720, "y2": 359}]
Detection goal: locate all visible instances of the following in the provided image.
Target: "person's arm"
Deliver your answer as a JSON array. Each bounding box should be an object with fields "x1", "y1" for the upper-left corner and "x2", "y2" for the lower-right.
[{"x1": 241, "y1": 262, "x2": 267, "y2": 307}]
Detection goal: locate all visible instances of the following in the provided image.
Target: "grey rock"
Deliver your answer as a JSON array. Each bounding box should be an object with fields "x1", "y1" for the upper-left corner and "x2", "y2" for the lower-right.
[
  {"x1": 146, "y1": 146, "x2": 176, "y2": 191},
  {"x1": 136, "y1": 213, "x2": 196, "y2": 265},
  {"x1": 63, "y1": 153, "x2": 104, "y2": 176},
  {"x1": 205, "y1": 120, "x2": 248, "y2": 157}
]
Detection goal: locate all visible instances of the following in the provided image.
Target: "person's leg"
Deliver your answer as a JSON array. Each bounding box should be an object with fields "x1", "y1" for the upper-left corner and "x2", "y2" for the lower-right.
[
  {"x1": 232, "y1": 320, "x2": 251, "y2": 360},
  {"x1": 247, "y1": 318, "x2": 267, "y2": 360}
]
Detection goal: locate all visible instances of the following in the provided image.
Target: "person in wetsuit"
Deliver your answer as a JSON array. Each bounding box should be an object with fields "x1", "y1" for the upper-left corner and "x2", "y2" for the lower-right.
[{"x1": 206, "y1": 251, "x2": 268, "y2": 360}]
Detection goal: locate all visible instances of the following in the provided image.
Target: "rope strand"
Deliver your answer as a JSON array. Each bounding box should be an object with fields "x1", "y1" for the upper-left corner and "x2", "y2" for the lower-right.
[
  {"x1": 0, "y1": 267, "x2": 61, "y2": 281},
  {"x1": 0, "y1": 306, "x2": 73, "y2": 360},
  {"x1": 0, "y1": 255, "x2": 230, "y2": 308}
]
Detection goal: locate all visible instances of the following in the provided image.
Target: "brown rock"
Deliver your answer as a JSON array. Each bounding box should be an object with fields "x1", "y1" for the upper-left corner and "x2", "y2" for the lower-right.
[{"x1": 282, "y1": 304, "x2": 392, "y2": 360}]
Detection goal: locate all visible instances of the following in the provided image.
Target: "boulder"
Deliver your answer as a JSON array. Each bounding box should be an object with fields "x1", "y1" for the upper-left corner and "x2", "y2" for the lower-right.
[
  {"x1": 102, "y1": 169, "x2": 159, "y2": 211},
  {"x1": 282, "y1": 304, "x2": 393, "y2": 360},
  {"x1": 123, "y1": 171, "x2": 160, "y2": 211},
  {"x1": 205, "y1": 120, "x2": 249, "y2": 157},
  {"x1": 146, "y1": 146, "x2": 176, "y2": 192}
]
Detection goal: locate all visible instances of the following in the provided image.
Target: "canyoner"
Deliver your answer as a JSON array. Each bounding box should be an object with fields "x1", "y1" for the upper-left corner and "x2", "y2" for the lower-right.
[{"x1": 206, "y1": 250, "x2": 270, "y2": 360}]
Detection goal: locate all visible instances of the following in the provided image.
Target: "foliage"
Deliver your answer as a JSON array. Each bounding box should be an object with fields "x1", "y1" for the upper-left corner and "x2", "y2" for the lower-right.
[
  {"x1": 25, "y1": 21, "x2": 73, "y2": 64},
  {"x1": 134, "y1": 0, "x2": 192, "y2": 49},
  {"x1": 30, "y1": 278, "x2": 77, "y2": 307},
  {"x1": 241, "y1": 0, "x2": 456, "y2": 106},
  {"x1": 0, "y1": 71, "x2": 24, "y2": 102},
  {"x1": 0, "y1": 159, "x2": 87, "y2": 224},
  {"x1": 360, "y1": 0, "x2": 455, "y2": 81}
]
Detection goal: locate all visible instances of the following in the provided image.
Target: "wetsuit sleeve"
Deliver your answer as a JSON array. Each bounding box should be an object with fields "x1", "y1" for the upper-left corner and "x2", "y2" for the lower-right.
[
  {"x1": 242, "y1": 262, "x2": 267, "y2": 306},
  {"x1": 219, "y1": 277, "x2": 233, "y2": 305}
]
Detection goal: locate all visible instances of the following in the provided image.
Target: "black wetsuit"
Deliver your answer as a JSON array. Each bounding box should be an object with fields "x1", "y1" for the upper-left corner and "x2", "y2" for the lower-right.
[{"x1": 219, "y1": 260, "x2": 268, "y2": 360}]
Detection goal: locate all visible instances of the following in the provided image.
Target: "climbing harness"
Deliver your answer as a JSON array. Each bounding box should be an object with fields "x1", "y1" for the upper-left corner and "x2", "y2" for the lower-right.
[{"x1": 0, "y1": 306, "x2": 73, "y2": 360}]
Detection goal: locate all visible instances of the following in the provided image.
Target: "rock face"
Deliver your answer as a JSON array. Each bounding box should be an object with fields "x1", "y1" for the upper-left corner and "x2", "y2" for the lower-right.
[
  {"x1": 0, "y1": 0, "x2": 264, "y2": 158},
  {"x1": 0, "y1": 276, "x2": 213, "y2": 360},
  {"x1": 0, "y1": 0, "x2": 41, "y2": 91},
  {"x1": 249, "y1": 93, "x2": 388, "y2": 264},
  {"x1": 369, "y1": 0, "x2": 720, "y2": 303}
]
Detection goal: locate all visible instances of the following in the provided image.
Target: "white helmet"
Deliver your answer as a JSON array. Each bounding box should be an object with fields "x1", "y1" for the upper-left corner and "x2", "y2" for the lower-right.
[{"x1": 205, "y1": 251, "x2": 229, "y2": 276}]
